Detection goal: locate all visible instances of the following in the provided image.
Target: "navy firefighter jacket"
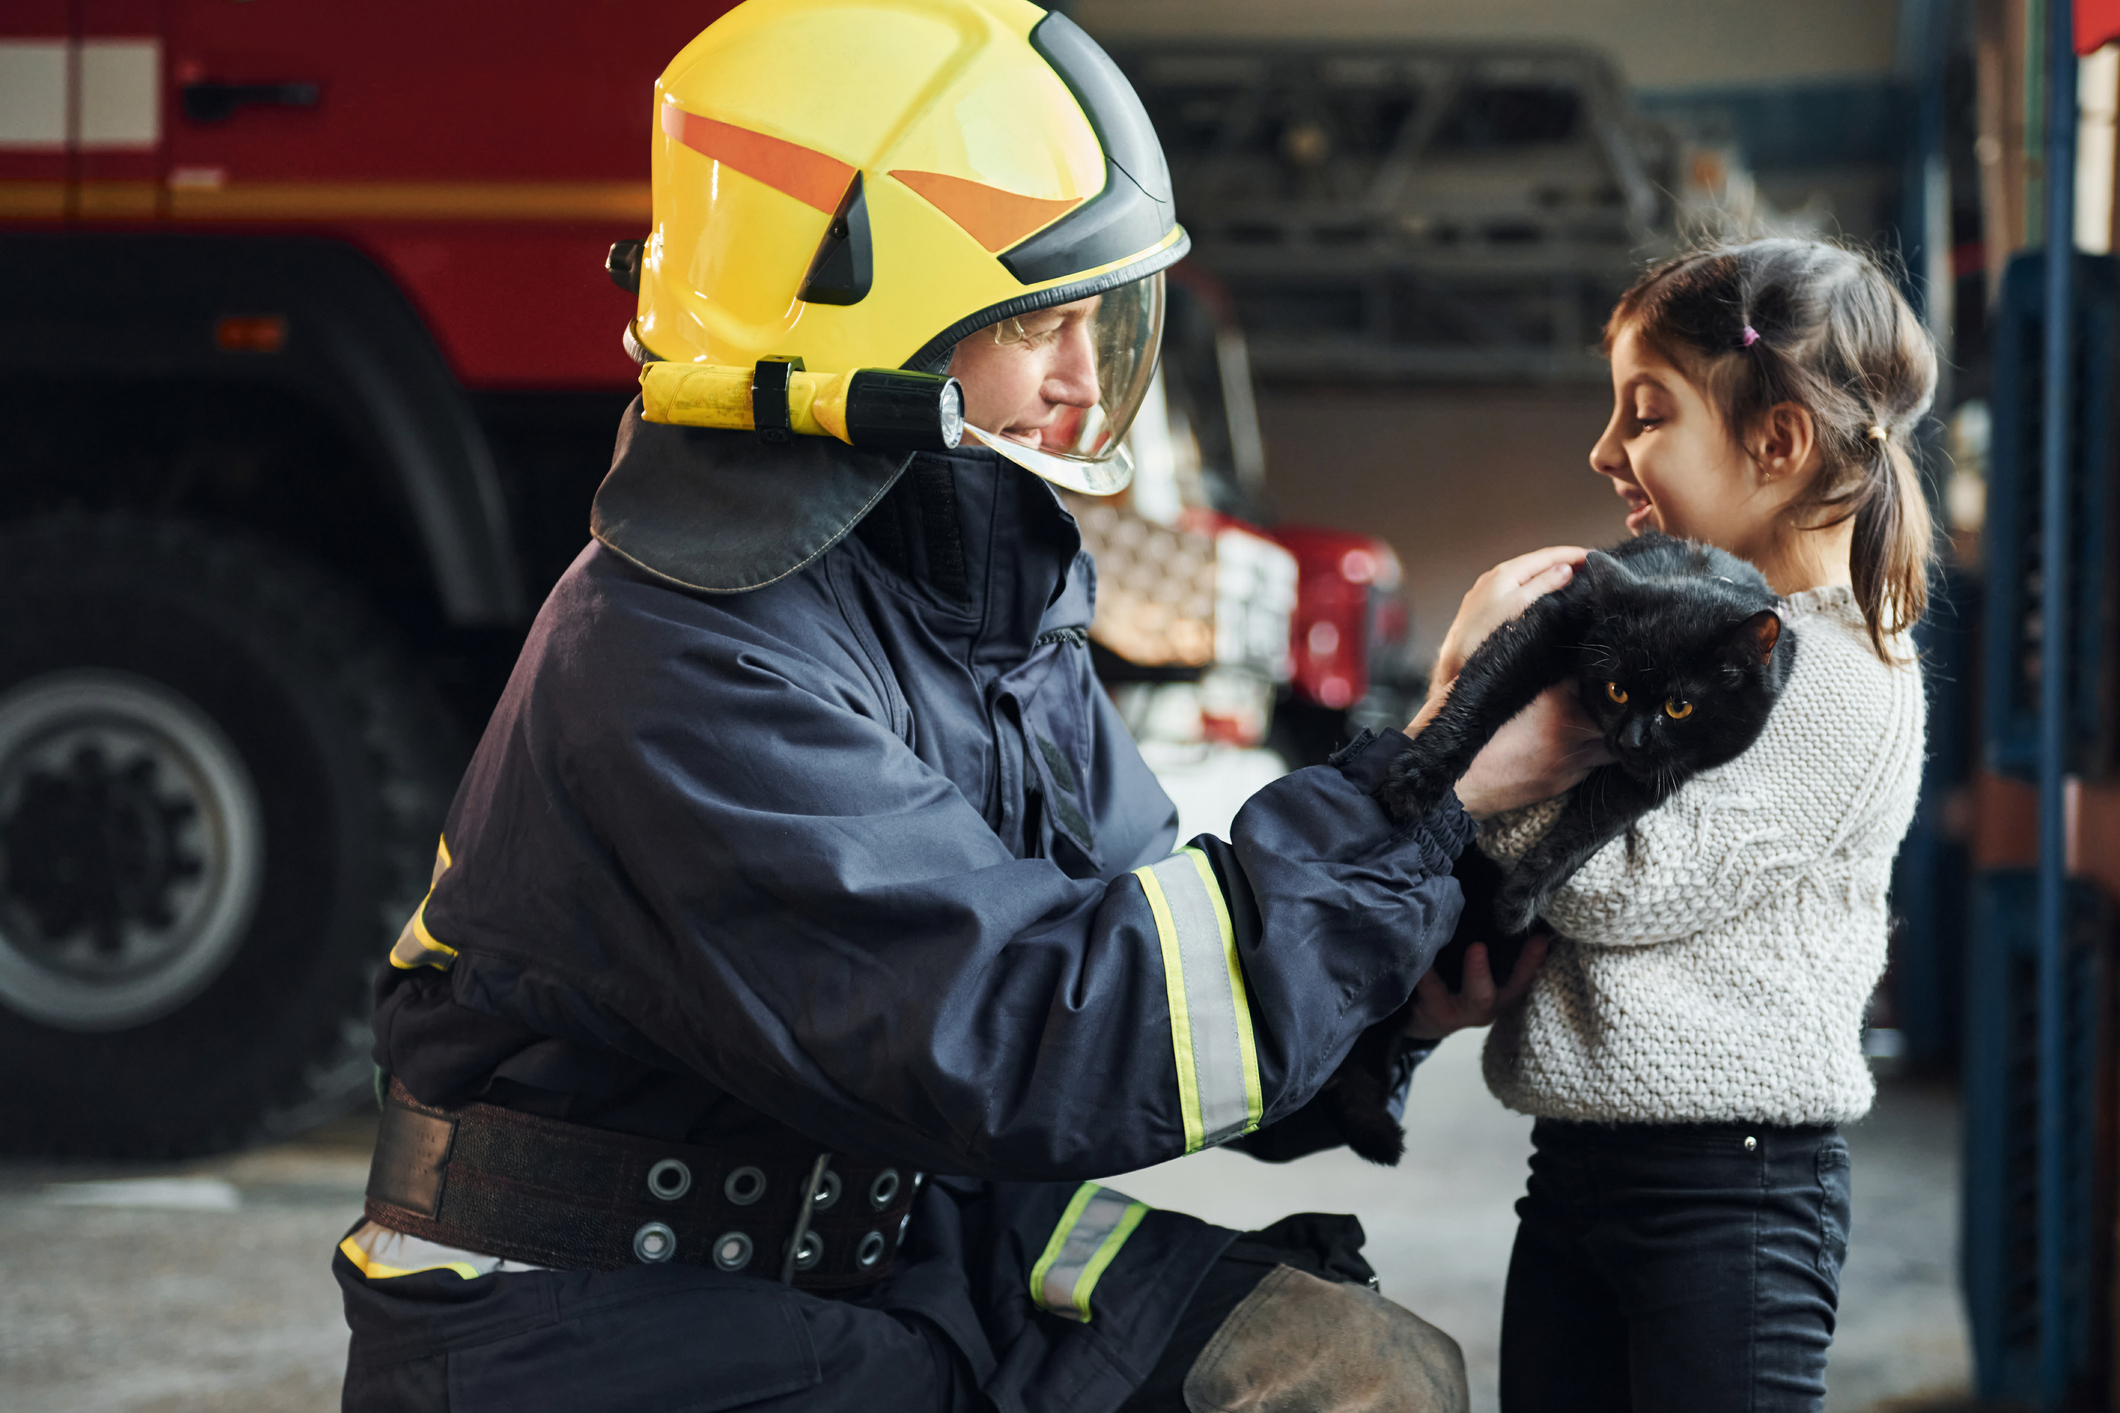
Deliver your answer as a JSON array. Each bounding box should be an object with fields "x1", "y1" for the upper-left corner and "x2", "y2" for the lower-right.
[{"x1": 368, "y1": 419, "x2": 1472, "y2": 1408}]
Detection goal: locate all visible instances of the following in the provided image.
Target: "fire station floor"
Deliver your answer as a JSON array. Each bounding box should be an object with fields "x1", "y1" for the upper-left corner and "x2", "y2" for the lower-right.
[{"x1": 0, "y1": 1044, "x2": 1978, "y2": 1413}]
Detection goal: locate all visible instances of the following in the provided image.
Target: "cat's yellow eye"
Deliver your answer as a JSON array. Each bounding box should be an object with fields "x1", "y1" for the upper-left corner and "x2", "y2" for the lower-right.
[
  {"x1": 1665, "y1": 699, "x2": 1694, "y2": 720},
  {"x1": 1605, "y1": 682, "x2": 1629, "y2": 704}
]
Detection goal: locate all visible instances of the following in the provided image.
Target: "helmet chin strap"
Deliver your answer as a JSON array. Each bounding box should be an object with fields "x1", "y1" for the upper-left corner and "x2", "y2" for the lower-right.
[{"x1": 964, "y1": 425, "x2": 1135, "y2": 497}]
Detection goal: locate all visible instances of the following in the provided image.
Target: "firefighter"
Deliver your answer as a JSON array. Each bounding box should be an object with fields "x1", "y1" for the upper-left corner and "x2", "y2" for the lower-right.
[{"x1": 334, "y1": 2, "x2": 1596, "y2": 1409}]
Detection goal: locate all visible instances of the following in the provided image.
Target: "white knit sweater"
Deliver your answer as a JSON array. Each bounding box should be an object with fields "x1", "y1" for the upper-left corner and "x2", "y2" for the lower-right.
[{"x1": 1476, "y1": 585, "x2": 1926, "y2": 1127}]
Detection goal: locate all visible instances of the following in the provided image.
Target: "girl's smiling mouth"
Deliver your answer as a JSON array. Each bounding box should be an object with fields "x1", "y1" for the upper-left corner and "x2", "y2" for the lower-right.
[{"x1": 1614, "y1": 481, "x2": 1655, "y2": 532}]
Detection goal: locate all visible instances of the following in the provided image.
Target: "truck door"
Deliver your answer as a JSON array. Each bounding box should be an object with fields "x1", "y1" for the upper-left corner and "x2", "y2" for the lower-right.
[{"x1": 158, "y1": 0, "x2": 726, "y2": 390}]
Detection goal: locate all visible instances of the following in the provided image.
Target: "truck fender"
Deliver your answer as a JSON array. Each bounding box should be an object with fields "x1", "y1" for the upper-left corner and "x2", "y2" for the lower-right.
[{"x1": 0, "y1": 232, "x2": 525, "y2": 625}]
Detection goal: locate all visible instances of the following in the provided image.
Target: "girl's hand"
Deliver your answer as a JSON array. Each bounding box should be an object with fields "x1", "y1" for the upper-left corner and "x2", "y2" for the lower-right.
[
  {"x1": 1452, "y1": 686, "x2": 1614, "y2": 819},
  {"x1": 1428, "y1": 546, "x2": 1587, "y2": 692},
  {"x1": 1405, "y1": 933, "x2": 1550, "y2": 1040}
]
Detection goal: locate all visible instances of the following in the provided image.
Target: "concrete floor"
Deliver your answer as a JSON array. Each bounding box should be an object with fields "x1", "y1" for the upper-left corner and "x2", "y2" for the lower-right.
[{"x1": 0, "y1": 1041, "x2": 1977, "y2": 1413}]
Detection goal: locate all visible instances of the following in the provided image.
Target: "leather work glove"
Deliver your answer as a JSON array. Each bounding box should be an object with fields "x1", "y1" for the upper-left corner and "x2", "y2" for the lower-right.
[{"x1": 1182, "y1": 1265, "x2": 1471, "y2": 1413}]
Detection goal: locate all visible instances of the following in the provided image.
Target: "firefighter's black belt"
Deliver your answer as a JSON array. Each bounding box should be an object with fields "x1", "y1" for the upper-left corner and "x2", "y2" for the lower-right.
[{"x1": 365, "y1": 1079, "x2": 922, "y2": 1290}]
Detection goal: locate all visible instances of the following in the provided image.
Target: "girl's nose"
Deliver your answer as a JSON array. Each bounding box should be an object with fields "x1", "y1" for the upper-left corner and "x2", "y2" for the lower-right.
[{"x1": 1589, "y1": 413, "x2": 1628, "y2": 481}]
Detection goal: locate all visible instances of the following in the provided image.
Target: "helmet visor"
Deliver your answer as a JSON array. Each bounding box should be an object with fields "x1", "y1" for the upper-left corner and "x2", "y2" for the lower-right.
[{"x1": 954, "y1": 273, "x2": 1164, "y2": 496}]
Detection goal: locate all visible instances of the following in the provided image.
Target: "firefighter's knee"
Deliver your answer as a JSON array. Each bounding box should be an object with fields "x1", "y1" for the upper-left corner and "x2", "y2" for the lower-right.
[{"x1": 1181, "y1": 1264, "x2": 1470, "y2": 1413}]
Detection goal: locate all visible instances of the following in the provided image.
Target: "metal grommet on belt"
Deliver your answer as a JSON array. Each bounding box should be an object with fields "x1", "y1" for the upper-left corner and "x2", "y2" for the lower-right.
[
  {"x1": 812, "y1": 1169, "x2": 842, "y2": 1211},
  {"x1": 712, "y1": 1231, "x2": 754, "y2": 1272},
  {"x1": 789, "y1": 1231, "x2": 824, "y2": 1272},
  {"x1": 633, "y1": 1221, "x2": 677, "y2": 1263},
  {"x1": 868, "y1": 1168, "x2": 900, "y2": 1209},
  {"x1": 646, "y1": 1158, "x2": 692, "y2": 1202},
  {"x1": 856, "y1": 1230, "x2": 887, "y2": 1269},
  {"x1": 725, "y1": 1166, "x2": 767, "y2": 1206}
]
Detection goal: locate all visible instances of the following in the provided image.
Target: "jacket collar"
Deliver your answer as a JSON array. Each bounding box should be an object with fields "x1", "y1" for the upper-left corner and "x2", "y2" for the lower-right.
[{"x1": 852, "y1": 446, "x2": 1084, "y2": 666}]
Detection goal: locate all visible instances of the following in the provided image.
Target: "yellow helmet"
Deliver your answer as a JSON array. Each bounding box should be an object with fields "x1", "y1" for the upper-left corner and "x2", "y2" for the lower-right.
[{"x1": 622, "y1": 0, "x2": 1186, "y2": 495}]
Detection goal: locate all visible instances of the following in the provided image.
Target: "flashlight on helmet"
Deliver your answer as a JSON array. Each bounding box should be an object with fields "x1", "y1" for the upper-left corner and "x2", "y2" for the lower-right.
[{"x1": 639, "y1": 358, "x2": 964, "y2": 453}]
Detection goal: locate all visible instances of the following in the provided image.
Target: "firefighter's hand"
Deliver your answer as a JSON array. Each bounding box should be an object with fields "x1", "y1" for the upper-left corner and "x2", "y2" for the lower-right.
[
  {"x1": 1448, "y1": 685, "x2": 1613, "y2": 819},
  {"x1": 1404, "y1": 934, "x2": 1550, "y2": 1040}
]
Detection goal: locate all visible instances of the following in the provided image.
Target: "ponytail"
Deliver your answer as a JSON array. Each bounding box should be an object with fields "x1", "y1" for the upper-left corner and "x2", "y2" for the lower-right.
[{"x1": 1847, "y1": 436, "x2": 1933, "y2": 653}]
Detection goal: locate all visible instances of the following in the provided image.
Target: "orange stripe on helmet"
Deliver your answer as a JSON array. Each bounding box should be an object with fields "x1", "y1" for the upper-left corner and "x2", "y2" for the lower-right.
[
  {"x1": 889, "y1": 169, "x2": 1082, "y2": 253},
  {"x1": 660, "y1": 104, "x2": 855, "y2": 215}
]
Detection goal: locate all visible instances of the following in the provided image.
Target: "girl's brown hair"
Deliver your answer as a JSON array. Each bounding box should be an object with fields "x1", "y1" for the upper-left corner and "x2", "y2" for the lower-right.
[{"x1": 1606, "y1": 238, "x2": 1938, "y2": 659}]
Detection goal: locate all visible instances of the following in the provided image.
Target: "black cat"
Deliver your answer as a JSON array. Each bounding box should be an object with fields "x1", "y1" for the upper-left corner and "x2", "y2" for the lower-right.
[
  {"x1": 1383, "y1": 531, "x2": 1797, "y2": 930},
  {"x1": 1316, "y1": 532, "x2": 1800, "y2": 1165}
]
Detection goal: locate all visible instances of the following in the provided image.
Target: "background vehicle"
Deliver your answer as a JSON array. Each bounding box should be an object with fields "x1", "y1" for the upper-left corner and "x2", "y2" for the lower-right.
[
  {"x1": 0, "y1": 2, "x2": 738, "y2": 1156},
  {"x1": 1102, "y1": 40, "x2": 1787, "y2": 384}
]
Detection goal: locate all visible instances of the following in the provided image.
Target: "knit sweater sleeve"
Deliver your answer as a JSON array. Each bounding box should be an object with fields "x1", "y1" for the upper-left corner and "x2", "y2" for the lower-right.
[{"x1": 1478, "y1": 595, "x2": 1925, "y2": 949}]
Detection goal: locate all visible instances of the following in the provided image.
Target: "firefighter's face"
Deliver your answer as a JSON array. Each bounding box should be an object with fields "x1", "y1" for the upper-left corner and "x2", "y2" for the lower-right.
[{"x1": 949, "y1": 295, "x2": 1103, "y2": 452}]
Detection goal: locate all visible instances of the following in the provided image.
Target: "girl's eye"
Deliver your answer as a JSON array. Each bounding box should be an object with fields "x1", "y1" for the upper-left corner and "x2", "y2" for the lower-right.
[
  {"x1": 1605, "y1": 682, "x2": 1628, "y2": 704},
  {"x1": 1665, "y1": 699, "x2": 1694, "y2": 720}
]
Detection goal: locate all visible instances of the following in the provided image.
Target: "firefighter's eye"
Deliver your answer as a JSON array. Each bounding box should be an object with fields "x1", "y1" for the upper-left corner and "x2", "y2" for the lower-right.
[
  {"x1": 996, "y1": 313, "x2": 1065, "y2": 348},
  {"x1": 1665, "y1": 699, "x2": 1694, "y2": 720},
  {"x1": 1605, "y1": 682, "x2": 1628, "y2": 704}
]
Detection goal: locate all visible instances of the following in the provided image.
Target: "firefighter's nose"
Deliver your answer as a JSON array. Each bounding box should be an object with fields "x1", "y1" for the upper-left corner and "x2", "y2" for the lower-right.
[{"x1": 1046, "y1": 322, "x2": 1100, "y2": 409}]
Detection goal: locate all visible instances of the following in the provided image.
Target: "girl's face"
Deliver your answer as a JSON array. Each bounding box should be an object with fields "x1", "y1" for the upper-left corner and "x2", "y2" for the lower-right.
[
  {"x1": 948, "y1": 295, "x2": 1103, "y2": 451},
  {"x1": 1589, "y1": 324, "x2": 1787, "y2": 562}
]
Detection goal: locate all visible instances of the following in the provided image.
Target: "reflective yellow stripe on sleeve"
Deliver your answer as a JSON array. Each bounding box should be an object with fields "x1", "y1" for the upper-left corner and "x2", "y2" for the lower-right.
[
  {"x1": 1133, "y1": 847, "x2": 1264, "y2": 1153},
  {"x1": 1028, "y1": 1182, "x2": 1149, "y2": 1322},
  {"x1": 388, "y1": 836, "x2": 459, "y2": 971}
]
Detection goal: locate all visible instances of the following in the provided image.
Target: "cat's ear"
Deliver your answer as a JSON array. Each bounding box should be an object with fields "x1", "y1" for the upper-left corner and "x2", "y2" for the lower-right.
[
  {"x1": 1581, "y1": 550, "x2": 1627, "y2": 588},
  {"x1": 1728, "y1": 608, "x2": 1782, "y2": 665}
]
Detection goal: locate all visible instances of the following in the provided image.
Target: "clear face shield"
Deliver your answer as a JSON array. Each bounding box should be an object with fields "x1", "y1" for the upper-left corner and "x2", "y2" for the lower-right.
[{"x1": 949, "y1": 273, "x2": 1164, "y2": 496}]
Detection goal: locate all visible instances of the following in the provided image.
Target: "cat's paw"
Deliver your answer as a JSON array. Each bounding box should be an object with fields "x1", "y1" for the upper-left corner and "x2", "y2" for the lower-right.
[
  {"x1": 1492, "y1": 880, "x2": 1543, "y2": 936},
  {"x1": 1378, "y1": 759, "x2": 1451, "y2": 822}
]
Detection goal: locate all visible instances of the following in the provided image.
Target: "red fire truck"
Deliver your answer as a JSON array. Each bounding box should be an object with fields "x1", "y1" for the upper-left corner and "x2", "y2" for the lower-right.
[{"x1": 0, "y1": 1, "x2": 1410, "y2": 1156}]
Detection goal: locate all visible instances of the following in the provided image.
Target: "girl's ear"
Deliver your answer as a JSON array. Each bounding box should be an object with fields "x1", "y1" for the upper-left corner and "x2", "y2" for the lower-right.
[{"x1": 1753, "y1": 402, "x2": 1817, "y2": 482}]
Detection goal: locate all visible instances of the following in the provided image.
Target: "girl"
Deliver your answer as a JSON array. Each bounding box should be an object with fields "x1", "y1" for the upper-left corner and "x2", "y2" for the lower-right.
[{"x1": 1413, "y1": 237, "x2": 1936, "y2": 1412}]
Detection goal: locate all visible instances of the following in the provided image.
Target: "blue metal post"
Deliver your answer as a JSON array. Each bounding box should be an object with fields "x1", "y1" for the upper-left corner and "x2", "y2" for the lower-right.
[{"x1": 2037, "y1": 0, "x2": 2077, "y2": 1404}]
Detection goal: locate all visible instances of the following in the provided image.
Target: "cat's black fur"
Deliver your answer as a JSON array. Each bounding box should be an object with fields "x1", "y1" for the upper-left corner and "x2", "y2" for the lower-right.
[{"x1": 1315, "y1": 532, "x2": 1800, "y2": 1165}]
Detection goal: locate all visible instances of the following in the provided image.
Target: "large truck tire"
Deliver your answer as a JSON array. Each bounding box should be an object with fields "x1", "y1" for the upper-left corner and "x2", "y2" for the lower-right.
[{"x1": 0, "y1": 515, "x2": 464, "y2": 1157}]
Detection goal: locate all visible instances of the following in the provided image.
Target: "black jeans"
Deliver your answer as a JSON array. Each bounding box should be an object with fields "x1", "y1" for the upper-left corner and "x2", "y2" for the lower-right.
[{"x1": 1499, "y1": 1119, "x2": 1851, "y2": 1413}]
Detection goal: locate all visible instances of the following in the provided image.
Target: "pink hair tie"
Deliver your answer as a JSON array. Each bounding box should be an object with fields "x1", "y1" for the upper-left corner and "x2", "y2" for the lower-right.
[{"x1": 1741, "y1": 325, "x2": 1761, "y2": 347}]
